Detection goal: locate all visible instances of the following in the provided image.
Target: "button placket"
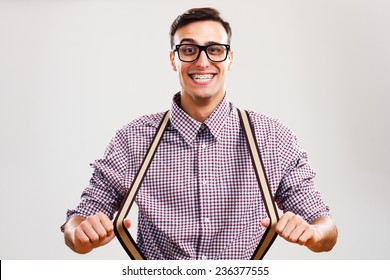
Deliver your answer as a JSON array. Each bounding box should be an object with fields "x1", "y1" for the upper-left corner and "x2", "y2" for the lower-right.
[{"x1": 197, "y1": 128, "x2": 215, "y2": 259}]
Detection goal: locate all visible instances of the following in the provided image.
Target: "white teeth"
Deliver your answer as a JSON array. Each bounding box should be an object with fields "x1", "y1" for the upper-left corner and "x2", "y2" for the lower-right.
[
  {"x1": 191, "y1": 74, "x2": 214, "y2": 82},
  {"x1": 192, "y1": 74, "x2": 213, "y2": 79}
]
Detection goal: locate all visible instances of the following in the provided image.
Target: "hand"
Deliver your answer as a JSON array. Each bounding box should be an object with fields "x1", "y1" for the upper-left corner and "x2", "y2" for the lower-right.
[
  {"x1": 66, "y1": 212, "x2": 131, "y2": 254},
  {"x1": 261, "y1": 211, "x2": 322, "y2": 251}
]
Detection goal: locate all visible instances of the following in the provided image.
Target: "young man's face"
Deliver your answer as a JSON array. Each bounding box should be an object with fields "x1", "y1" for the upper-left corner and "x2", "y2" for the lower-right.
[{"x1": 170, "y1": 20, "x2": 233, "y2": 104}]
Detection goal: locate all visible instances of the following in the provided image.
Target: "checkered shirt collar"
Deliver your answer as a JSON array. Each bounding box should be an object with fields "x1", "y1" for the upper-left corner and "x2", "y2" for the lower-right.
[{"x1": 170, "y1": 92, "x2": 231, "y2": 146}]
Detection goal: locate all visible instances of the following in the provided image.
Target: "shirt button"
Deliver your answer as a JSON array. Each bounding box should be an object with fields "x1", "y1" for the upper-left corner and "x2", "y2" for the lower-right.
[
  {"x1": 204, "y1": 217, "x2": 210, "y2": 223},
  {"x1": 202, "y1": 144, "x2": 207, "y2": 149},
  {"x1": 201, "y1": 255, "x2": 208, "y2": 260},
  {"x1": 202, "y1": 180, "x2": 208, "y2": 186}
]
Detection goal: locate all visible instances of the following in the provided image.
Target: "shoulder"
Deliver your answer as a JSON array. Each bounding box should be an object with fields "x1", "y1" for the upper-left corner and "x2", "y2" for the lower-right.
[
  {"x1": 110, "y1": 111, "x2": 168, "y2": 143},
  {"x1": 243, "y1": 109, "x2": 305, "y2": 164},
  {"x1": 126, "y1": 111, "x2": 167, "y2": 129},
  {"x1": 245, "y1": 109, "x2": 278, "y2": 126},
  {"x1": 118, "y1": 111, "x2": 167, "y2": 133},
  {"x1": 244, "y1": 110, "x2": 294, "y2": 137}
]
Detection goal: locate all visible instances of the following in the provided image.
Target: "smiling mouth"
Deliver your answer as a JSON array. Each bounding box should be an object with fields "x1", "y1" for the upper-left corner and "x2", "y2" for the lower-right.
[{"x1": 190, "y1": 74, "x2": 215, "y2": 84}]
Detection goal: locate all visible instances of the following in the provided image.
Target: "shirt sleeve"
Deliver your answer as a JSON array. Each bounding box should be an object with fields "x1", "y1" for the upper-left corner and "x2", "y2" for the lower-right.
[
  {"x1": 61, "y1": 127, "x2": 130, "y2": 231},
  {"x1": 274, "y1": 121, "x2": 331, "y2": 223}
]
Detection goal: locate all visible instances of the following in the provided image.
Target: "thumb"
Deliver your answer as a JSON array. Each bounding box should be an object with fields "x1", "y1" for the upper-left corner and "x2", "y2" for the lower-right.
[
  {"x1": 261, "y1": 217, "x2": 270, "y2": 228},
  {"x1": 123, "y1": 218, "x2": 131, "y2": 229}
]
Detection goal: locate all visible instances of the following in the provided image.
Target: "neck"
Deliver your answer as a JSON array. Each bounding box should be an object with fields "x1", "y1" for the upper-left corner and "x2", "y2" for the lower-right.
[{"x1": 180, "y1": 91, "x2": 224, "y2": 122}]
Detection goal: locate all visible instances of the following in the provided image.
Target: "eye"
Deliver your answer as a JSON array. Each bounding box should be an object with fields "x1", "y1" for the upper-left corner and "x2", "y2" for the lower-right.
[
  {"x1": 180, "y1": 45, "x2": 197, "y2": 55},
  {"x1": 208, "y1": 45, "x2": 225, "y2": 54}
]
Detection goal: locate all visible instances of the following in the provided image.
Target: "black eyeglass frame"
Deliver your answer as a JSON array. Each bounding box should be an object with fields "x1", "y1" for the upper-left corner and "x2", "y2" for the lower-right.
[{"x1": 173, "y1": 43, "x2": 231, "y2": 62}]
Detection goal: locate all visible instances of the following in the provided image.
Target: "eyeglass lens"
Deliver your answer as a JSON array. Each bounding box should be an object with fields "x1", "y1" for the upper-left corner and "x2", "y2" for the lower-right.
[{"x1": 177, "y1": 44, "x2": 228, "y2": 62}]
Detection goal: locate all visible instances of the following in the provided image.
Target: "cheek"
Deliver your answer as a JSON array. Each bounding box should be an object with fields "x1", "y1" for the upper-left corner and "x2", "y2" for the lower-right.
[
  {"x1": 178, "y1": 65, "x2": 189, "y2": 79},
  {"x1": 177, "y1": 67, "x2": 188, "y2": 85}
]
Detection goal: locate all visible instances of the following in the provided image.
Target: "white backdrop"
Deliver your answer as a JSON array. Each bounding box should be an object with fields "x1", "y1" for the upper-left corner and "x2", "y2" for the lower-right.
[{"x1": 0, "y1": 0, "x2": 389, "y2": 259}]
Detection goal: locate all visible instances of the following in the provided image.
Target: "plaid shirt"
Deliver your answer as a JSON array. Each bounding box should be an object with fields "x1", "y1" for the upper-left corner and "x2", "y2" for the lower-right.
[{"x1": 64, "y1": 92, "x2": 330, "y2": 260}]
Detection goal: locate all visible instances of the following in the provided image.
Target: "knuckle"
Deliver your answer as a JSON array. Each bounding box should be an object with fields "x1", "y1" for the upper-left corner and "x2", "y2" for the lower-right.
[
  {"x1": 97, "y1": 211, "x2": 105, "y2": 218},
  {"x1": 79, "y1": 221, "x2": 91, "y2": 231},
  {"x1": 297, "y1": 239, "x2": 306, "y2": 246},
  {"x1": 298, "y1": 236, "x2": 307, "y2": 244},
  {"x1": 280, "y1": 232, "x2": 288, "y2": 239},
  {"x1": 90, "y1": 236, "x2": 99, "y2": 244},
  {"x1": 290, "y1": 237, "x2": 298, "y2": 243},
  {"x1": 292, "y1": 214, "x2": 302, "y2": 223},
  {"x1": 275, "y1": 224, "x2": 283, "y2": 233},
  {"x1": 74, "y1": 227, "x2": 86, "y2": 238},
  {"x1": 74, "y1": 227, "x2": 82, "y2": 235},
  {"x1": 80, "y1": 237, "x2": 91, "y2": 245},
  {"x1": 86, "y1": 215, "x2": 96, "y2": 222},
  {"x1": 285, "y1": 211, "x2": 294, "y2": 218},
  {"x1": 79, "y1": 220, "x2": 88, "y2": 228},
  {"x1": 98, "y1": 232, "x2": 107, "y2": 240}
]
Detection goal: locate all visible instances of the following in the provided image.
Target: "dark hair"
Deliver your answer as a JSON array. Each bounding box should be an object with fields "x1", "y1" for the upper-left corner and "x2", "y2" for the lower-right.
[{"x1": 169, "y1": 7, "x2": 232, "y2": 48}]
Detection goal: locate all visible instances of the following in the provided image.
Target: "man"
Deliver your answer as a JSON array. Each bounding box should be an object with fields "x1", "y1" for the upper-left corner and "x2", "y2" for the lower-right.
[{"x1": 62, "y1": 7, "x2": 337, "y2": 259}]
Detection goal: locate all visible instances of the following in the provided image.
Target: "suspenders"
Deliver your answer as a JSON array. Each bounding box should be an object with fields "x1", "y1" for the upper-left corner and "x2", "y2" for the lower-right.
[
  {"x1": 237, "y1": 109, "x2": 279, "y2": 259},
  {"x1": 114, "y1": 109, "x2": 279, "y2": 260},
  {"x1": 113, "y1": 110, "x2": 171, "y2": 260}
]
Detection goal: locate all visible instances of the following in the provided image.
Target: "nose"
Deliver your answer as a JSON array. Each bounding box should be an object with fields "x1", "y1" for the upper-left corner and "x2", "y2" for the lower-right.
[{"x1": 195, "y1": 50, "x2": 210, "y2": 67}]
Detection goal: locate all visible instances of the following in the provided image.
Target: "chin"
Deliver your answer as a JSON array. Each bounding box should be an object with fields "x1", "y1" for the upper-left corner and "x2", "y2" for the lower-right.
[{"x1": 190, "y1": 90, "x2": 218, "y2": 100}]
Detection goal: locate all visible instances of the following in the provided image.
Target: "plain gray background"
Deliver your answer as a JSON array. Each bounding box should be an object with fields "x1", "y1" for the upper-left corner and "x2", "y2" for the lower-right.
[{"x1": 0, "y1": 0, "x2": 389, "y2": 260}]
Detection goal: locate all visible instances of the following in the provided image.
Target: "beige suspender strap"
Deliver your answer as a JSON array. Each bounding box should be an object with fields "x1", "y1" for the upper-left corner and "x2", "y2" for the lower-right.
[
  {"x1": 114, "y1": 109, "x2": 278, "y2": 260},
  {"x1": 114, "y1": 110, "x2": 171, "y2": 260},
  {"x1": 237, "y1": 108, "x2": 279, "y2": 260}
]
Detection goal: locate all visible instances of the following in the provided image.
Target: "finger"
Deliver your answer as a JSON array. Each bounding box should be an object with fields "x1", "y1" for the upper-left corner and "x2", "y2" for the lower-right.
[
  {"x1": 298, "y1": 226, "x2": 319, "y2": 247},
  {"x1": 279, "y1": 220, "x2": 297, "y2": 240},
  {"x1": 72, "y1": 227, "x2": 95, "y2": 254},
  {"x1": 297, "y1": 229, "x2": 312, "y2": 246},
  {"x1": 100, "y1": 230, "x2": 116, "y2": 246},
  {"x1": 277, "y1": 212, "x2": 307, "y2": 241},
  {"x1": 79, "y1": 220, "x2": 101, "y2": 245},
  {"x1": 85, "y1": 215, "x2": 110, "y2": 244},
  {"x1": 261, "y1": 217, "x2": 270, "y2": 228},
  {"x1": 74, "y1": 225, "x2": 93, "y2": 246},
  {"x1": 97, "y1": 212, "x2": 114, "y2": 235},
  {"x1": 288, "y1": 223, "x2": 307, "y2": 244},
  {"x1": 123, "y1": 218, "x2": 131, "y2": 229},
  {"x1": 275, "y1": 212, "x2": 293, "y2": 234}
]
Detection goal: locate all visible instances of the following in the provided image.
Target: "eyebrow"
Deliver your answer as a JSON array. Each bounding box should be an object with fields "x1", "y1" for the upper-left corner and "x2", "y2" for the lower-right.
[{"x1": 179, "y1": 38, "x2": 223, "y2": 45}]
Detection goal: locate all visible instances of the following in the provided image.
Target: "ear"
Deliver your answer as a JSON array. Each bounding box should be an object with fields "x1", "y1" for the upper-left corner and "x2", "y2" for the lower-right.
[
  {"x1": 228, "y1": 50, "x2": 234, "y2": 71},
  {"x1": 170, "y1": 51, "x2": 177, "y2": 71}
]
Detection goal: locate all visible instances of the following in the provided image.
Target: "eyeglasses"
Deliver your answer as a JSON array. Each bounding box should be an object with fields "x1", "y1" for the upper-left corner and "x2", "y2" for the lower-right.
[{"x1": 173, "y1": 44, "x2": 230, "y2": 62}]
